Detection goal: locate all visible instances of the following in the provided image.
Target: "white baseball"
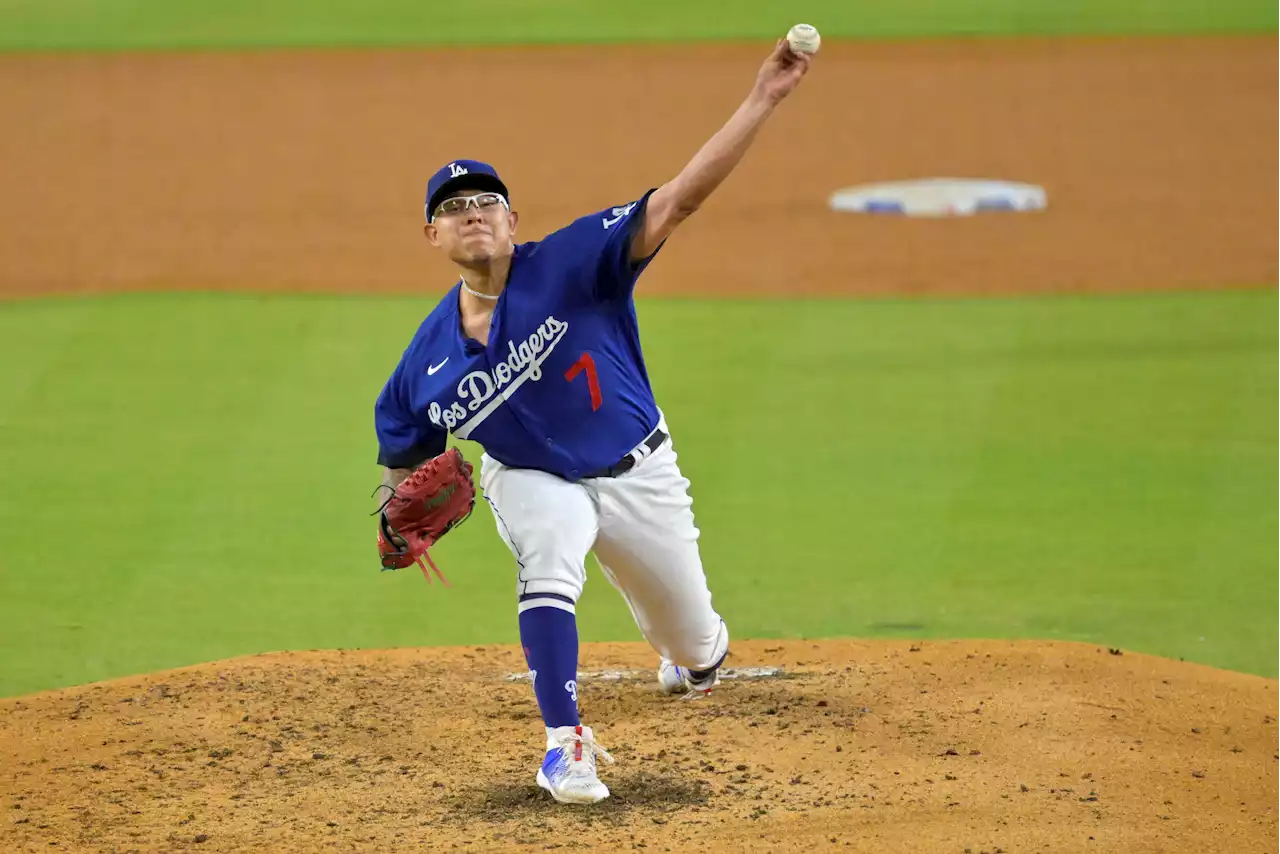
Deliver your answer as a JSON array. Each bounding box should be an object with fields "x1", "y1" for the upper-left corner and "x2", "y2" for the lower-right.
[{"x1": 786, "y1": 23, "x2": 820, "y2": 55}]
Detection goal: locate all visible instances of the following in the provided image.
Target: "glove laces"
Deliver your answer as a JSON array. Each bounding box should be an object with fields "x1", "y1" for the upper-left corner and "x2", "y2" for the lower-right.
[{"x1": 416, "y1": 552, "x2": 449, "y2": 586}]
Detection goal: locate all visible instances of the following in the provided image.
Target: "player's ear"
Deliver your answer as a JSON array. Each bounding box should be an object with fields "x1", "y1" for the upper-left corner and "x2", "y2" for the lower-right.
[
  {"x1": 507, "y1": 210, "x2": 519, "y2": 234},
  {"x1": 423, "y1": 222, "x2": 441, "y2": 247}
]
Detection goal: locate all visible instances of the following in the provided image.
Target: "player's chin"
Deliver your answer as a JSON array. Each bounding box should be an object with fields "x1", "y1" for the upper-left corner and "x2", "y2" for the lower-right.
[{"x1": 455, "y1": 237, "x2": 500, "y2": 262}]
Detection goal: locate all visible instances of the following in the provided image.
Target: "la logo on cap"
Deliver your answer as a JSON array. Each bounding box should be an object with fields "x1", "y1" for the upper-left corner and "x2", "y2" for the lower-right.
[{"x1": 448, "y1": 163, "x2": 468, "y2": 178}]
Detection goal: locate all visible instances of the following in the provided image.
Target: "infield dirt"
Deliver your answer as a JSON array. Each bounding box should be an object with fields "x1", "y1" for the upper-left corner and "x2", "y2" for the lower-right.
[{"x1": 0, "y1": 37, "x2": 1275, "y2": 299}]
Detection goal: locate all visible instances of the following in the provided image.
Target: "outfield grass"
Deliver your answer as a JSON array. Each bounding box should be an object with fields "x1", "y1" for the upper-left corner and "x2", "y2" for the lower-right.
[
  {"x1": 0, "y1": 0, "x2": 1273, "y2": 52},
  {"x1": 0, "y1": 289, "x2": 1274, "y2": 697}
]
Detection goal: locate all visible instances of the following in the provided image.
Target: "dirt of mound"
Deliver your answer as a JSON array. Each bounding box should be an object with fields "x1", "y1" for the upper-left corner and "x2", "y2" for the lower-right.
[
  {"x1": 0, "y1": 36, "x2": 1275, "y2": 301},
  {"x1": 0, "y1": 639, "x2": 1275, "y2": 853}
]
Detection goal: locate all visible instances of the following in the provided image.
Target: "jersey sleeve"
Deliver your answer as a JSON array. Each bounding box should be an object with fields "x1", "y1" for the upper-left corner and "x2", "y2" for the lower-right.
[
  {"x1": 595, "y1": 188, "x2": 663, "y2": 301},
  {"x1": 549, "y1": 188, "x2": 664, "y2": 304},
  {"x1": 374, "y1": 361, "x2": 447, "y2": 469}
]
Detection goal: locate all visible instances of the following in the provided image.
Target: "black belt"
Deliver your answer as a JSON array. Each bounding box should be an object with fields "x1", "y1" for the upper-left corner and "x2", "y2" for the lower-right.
[{"x1": 583, "y1": 427, "x2": 668, "y2": 479}]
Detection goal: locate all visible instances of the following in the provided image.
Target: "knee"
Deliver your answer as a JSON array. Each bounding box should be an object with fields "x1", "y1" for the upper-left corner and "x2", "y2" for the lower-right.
[
  {"x1": 671, "y1": 619, "x2": 730, "y2": 673},
  {"x1": 512, "y1": 533, "x2": 591, "y2": 608},
  {"x1": 490, "y1": 506, "x2": 594, "y2": 606},
  {"x1": 517, "y1": 574, "x2": 583, "y2": 611}
]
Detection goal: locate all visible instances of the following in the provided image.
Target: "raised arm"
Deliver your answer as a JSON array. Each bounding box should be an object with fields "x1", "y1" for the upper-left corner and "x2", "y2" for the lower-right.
[{"x1": 631, "y1": 40, "x2": 814, "y2": 262}]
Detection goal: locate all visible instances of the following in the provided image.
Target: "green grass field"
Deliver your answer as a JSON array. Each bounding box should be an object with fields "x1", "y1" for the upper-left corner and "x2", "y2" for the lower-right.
[
  {"x1": 0, "y1": 0, "x2": 1274, "y2": 52},
  {"x1": 0, "y1": 290, "x2": 1274, "y2": 697}
]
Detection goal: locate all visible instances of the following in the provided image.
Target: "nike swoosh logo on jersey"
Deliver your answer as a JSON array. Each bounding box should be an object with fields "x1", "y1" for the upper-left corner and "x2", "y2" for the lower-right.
[{"x1": 427, "y1": 358, "x2": 449, "y2": 375}]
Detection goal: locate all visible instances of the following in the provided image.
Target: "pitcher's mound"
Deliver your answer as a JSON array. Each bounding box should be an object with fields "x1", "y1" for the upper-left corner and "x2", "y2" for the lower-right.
[{"x1": 1, "y1": 639, "x2": 1275, "y2": 852}]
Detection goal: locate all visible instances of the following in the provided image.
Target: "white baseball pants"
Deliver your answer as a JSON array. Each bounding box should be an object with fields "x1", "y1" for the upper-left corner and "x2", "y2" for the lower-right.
[{"x1": 478, "y1": 424, "x2": 729, "y2": 672}]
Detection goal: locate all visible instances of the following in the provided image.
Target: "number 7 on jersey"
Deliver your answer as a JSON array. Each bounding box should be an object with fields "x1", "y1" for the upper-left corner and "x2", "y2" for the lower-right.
[{"x1": 564, "y1": 352, "x2": 602, "y2": 411}]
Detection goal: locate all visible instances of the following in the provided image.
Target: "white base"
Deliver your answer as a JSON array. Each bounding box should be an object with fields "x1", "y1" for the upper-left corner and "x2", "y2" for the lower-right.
[{"x1": 829, "y1": 177, "x2": 1047, "y2": 217}]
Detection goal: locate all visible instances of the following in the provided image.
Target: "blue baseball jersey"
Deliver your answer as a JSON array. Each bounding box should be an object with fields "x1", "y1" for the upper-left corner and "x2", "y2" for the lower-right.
[{"x1": 374, "y1": 190, "x2": 664, "y2": 481}]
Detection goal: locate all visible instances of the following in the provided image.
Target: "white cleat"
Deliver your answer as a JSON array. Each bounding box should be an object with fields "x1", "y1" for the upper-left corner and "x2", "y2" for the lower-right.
[
  {"x1": 657, "y1": 658, "x2": 721, "y2": 699},
  {"x1": 535, "y1": 724, "x2": 614, "y2": 805}
]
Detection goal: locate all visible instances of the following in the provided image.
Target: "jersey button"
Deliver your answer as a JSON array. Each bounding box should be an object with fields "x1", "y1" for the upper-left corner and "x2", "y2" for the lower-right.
[{"x1": 545, "y1": 438, "x2": 553, "y2": 447}]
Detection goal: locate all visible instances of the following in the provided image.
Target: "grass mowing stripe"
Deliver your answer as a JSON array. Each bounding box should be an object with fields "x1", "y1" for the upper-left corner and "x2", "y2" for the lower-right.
[{"x1": 0, "y1": 0, "x2": 1274, "y2": 52}]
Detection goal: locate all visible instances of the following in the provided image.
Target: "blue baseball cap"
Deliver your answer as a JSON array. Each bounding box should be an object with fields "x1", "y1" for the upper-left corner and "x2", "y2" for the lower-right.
[{"x1": 424, "y1": 160, "x2": 510, "y2": 222}]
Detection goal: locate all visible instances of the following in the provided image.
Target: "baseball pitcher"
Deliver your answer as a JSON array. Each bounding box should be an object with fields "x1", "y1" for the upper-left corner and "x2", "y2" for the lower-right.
[{"x1": 372, "y1": 39, "x2": 814, "y2": 805}]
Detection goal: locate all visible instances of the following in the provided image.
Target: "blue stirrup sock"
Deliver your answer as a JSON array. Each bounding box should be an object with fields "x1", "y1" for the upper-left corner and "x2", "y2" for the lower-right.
[{"x1": 519, "y1": 604, "x2": 581, "y2": 729}]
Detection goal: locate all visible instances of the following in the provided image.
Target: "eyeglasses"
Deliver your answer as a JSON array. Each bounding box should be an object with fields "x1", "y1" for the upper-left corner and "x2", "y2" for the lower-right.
[{"x1": 430, "y1": 192, "x2": 509, "y2": 220}]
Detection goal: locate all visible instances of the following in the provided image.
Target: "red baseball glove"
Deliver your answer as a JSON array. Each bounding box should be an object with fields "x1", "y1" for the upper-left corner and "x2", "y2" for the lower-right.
[{"x1": 374, "y1": 448, "x2": 476, "y2": 586}]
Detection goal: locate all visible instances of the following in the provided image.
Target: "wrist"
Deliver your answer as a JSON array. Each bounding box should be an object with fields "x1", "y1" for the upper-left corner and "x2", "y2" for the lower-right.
[{"x1": 746, "y1": 84, "x2": 781, "y2": 111}]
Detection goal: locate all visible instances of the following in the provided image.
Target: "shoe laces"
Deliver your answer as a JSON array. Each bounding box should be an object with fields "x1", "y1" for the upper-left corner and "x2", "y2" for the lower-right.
[
  {"x1": 551, "y1": 726, "x2": 615, "y2": 770},
  {"x1": 680, "y1": 666, "x2": 718, "y2": 699}
]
